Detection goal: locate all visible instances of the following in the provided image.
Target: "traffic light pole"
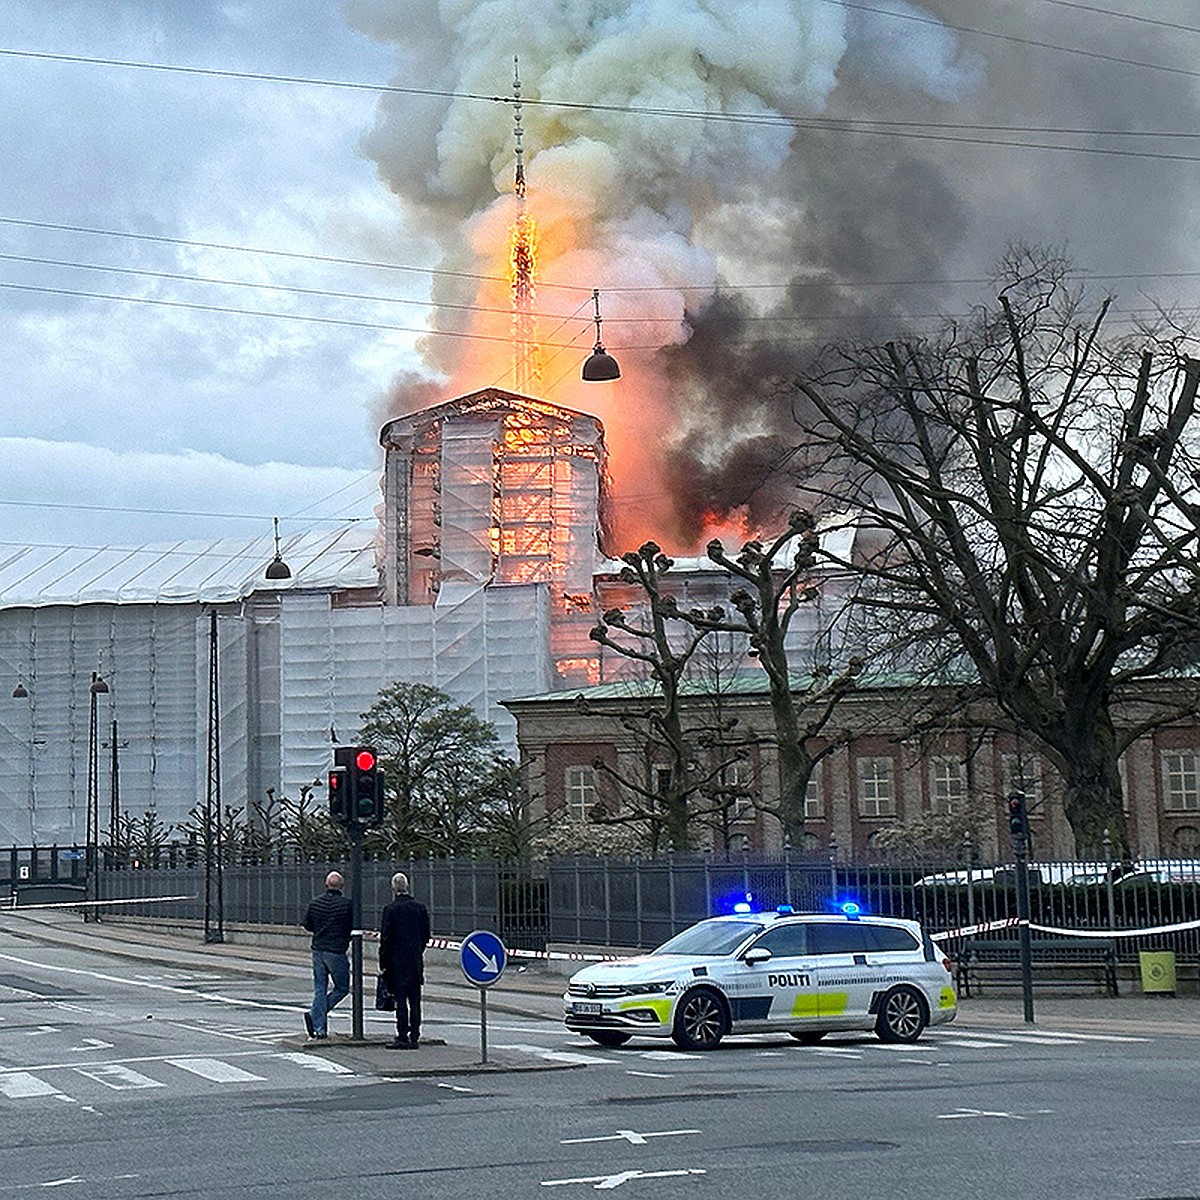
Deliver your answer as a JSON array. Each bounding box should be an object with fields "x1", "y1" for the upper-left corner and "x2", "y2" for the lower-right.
[
  {"x1": 1009, "y1": 791, "x2": 1035, "y2": 1024},
  {"x1": 348, "y1": 822, "x2": 365, "y2": 1042}
]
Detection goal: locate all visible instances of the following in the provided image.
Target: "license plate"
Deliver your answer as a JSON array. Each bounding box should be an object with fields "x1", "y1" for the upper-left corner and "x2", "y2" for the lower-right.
[{"x1": 573, "y1": 1001, "x2": 602, "y2": 1015}]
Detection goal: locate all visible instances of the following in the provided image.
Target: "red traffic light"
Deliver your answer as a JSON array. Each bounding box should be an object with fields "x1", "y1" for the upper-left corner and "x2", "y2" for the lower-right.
[{"x1": 355, "y1": 750, "x2": 376, "y2": 772}]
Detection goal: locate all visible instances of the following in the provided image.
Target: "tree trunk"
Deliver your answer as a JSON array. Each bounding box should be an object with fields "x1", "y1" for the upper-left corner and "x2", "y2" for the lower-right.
[{"x1": 1057, "y1": 712, "x2": 1129, "y2": 856}]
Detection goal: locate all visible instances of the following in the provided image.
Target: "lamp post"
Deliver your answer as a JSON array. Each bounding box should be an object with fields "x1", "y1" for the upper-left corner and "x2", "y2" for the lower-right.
[
  {"x1": 85, "y1": 671, "x2": 109, "y2": 922},
  {"x1": 203, "y1": 610, "x2": 224, "y2": 943}
]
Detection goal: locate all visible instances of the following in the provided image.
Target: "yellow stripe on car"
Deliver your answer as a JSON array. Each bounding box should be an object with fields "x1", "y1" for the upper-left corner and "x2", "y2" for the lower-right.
[
  {"x1": 617, "y1": 997, "x2": 673, "y2": 1023},
  {"x1": 939, "y1": 987, "x2": 957, "y2": 1009},
  {"x1": 791, "y1": 993, "x2": 821, "y2": 1018}
]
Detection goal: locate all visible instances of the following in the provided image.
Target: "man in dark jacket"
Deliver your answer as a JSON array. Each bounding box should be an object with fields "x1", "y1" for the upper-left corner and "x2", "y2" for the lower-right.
[
  {"x1": 379, "y1": 871, "x2": 431, "y2": 1049},
  {"x1": 302, "y1": 871, "x2": 353, "y2": 1040}
]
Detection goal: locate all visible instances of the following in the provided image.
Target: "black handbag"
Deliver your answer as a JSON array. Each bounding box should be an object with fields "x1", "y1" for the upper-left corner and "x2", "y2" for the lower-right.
[{"x1": 374, "y1": 973, "x2": 396, "y2": 1012}]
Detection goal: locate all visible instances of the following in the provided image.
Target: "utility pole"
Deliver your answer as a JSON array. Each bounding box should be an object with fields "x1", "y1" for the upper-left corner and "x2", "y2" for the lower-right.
[{"x1": 1008, "y1": 790, "x2": 1034, "y2": 1023}]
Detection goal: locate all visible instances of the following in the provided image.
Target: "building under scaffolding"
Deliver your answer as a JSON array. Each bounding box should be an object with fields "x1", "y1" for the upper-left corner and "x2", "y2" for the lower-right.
[{"x1": 0, "y1": 388, "x2": 609, "y2": 844}]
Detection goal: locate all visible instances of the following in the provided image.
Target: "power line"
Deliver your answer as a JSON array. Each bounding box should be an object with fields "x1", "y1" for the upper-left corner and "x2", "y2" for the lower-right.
[
  {"x1": 11, "y1": 215, "x2": 1200, "y2": 296},
  {"x1": 1042, "y1": 0, "x2": 1200, "y2": 35},
  {"x1": 0, "y1": 280, "x2": 599, "y2": 349},
  {"x1": 5, "y1": 28, "x2": 1200, "y2": 131},
  {"x1": 818, "y1": 0, "x2": 1200, "y2": 81},
  {"x1": 0, "y1": 496, "x2": 373, "y2": 522}
]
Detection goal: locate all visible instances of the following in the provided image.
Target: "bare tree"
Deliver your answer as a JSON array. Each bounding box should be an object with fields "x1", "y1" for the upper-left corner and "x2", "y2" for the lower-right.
[
  {"x1": 701, "y1": 511, "x2": 862, "y2": 844},
  {"x1": 794, "y1": 247, "x2": 1200, "y2": 853},
  {"x1": 587, "y1": 542, "x2": 731, "y2": 851}
]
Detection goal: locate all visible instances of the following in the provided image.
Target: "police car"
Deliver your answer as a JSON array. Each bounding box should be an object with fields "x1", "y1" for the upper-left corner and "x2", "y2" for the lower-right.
[{"x1": 564, "y1": 906, "x2": 956, "y2": 1050}]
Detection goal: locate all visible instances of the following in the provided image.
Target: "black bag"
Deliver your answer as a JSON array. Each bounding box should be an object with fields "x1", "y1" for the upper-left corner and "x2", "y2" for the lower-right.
[{"x1": 374, "y1": 973, "x2": 396, "y2": 1012}]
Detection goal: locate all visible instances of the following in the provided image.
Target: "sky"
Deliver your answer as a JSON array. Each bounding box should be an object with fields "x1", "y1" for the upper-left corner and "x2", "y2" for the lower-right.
[{"x1": 3, "y1": 1, "x2": 1200, "y2": 559}]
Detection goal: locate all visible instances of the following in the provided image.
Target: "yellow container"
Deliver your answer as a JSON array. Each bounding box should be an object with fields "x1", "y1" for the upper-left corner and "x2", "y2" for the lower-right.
[{"x1": 1139, "y1": 950, "x2": 1176, "y2": 995}]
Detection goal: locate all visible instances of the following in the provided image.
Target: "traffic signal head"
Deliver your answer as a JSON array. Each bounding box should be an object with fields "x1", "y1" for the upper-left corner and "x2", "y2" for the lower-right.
[
  {"x1": 1007, "y1": 790, "x2": 1028, "y2": 840},
  {"x1": 328, "y1": 766, "x2": 349, "y2": 824},
  {"x1": 350, "y1": 746, "x2": 384, "y2": 827}
]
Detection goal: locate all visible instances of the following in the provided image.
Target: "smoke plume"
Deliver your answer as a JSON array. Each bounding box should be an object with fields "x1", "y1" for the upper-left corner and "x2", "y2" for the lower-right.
[{"x1": 347, "y1": 0, "x2": 1199, "y2": 551}]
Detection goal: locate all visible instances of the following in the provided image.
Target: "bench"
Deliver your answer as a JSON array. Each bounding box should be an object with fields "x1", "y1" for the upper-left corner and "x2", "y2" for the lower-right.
[{"x1": 955, "y1": 937, "x2": 1119, "y2": 997}]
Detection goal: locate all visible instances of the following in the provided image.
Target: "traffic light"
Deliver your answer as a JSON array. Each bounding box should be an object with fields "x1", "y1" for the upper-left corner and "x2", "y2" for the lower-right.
[
  {"x1": 350, "y1": 746, "x2": 385, "y2": 827},
  {"x1": 328, "y1": 766, "x2": 349, "y2": 824},
  {"x1": 332, "y1": 745, "x2": 385, "y2": 826},
  {"x1": 1007, "y1": 790, "x2": 1028, "y2": 841}
]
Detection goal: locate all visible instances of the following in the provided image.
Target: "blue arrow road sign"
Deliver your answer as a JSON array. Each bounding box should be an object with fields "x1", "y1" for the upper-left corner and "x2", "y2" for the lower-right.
[{"x1": 460, "y1": 929, "x2": 507, "y2": 987}]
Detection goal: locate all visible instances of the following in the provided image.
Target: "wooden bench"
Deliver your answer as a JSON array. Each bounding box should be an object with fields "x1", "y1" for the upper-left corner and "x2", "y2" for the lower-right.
[{"x1": 955, "y1": 937, "x2": 1119, "y2": 997}]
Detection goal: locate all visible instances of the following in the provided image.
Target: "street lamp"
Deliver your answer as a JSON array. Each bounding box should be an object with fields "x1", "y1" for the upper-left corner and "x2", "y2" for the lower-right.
[
  {"x1": 581, "y1": 289, "x2": 621, "y2": 382},
  {"x1": 85, "y1": 671, "x2": 109, "y2": 922},
  {"x1": 264, "y1": 517, "x2": 292, "y2": 580}
]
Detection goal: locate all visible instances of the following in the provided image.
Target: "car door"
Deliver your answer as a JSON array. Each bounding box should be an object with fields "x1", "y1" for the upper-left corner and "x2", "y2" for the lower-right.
[
  {"x1": 807, "y1": 921, "x2": 879, "y2": 1025},
  {"x1": 734, "y1": 922, "x2": 822, "y2": 1032}
]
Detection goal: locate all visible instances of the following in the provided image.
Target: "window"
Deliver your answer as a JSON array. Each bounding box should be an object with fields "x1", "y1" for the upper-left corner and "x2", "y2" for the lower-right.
[
  {"x1": 1001, "y1": 753, "x2": 1043, "y2": 809},
  {"x1": 727, "y1": 758, "x2": 756, "y2": 821},
  {"x1": 807, "y1": 923, "x2": 874, "y2": 956},
  {"x1": 752, "y1": 924, "x2": 809, "y2": 957},
  {"x1": 929, "y1": 757, "x2": 966, "y2": 815},
  {"x1": 804, "y1": 776, "x2": 822, "y2": 819},
  {"x1": 866, "y1": 925, "x2": 920, "y2": 953},
  {"x1": 564, "y1": 766, "x2": 597, "y2": 823},
  {"x1": 1163, "y1": 752, "x2": 1200, "y2": 812},
  {"x1": 856, "y1": 757, "x2": 896, "y2": 817},
  {"x1": 1174, "y1": 825, "x2": 1200, "y2": 853}
]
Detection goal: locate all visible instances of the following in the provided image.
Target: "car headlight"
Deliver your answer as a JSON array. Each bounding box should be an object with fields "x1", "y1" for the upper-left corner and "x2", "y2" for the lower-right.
[{"x1": 620, "y1": 982, "x2": 673, "y2": 996}]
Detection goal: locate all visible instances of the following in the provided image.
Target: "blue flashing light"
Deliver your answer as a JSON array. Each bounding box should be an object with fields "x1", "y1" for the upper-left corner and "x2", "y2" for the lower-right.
[
  {"x1": 776, "y1": 904, "x2": 795, "y2": 914},
  {"x1": 840, "y1": 901, "x2": 862, "y2": 919},
  {"x1": 733, "y1": 902, "x2": 754, "y2": 914}
]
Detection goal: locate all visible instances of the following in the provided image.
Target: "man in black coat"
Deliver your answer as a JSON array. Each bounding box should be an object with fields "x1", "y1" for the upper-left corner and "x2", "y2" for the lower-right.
[{"x1": 379, "y1": 871, "x2": 431, "y2": 1049}]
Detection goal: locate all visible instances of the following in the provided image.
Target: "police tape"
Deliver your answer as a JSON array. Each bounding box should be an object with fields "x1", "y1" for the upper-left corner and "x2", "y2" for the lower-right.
[
  {"x1": 930, "y1": 917, "x2": 1022, "y2": 942},
  {"x1": 5, "y1": 893, "x2": 196, "y2": 912},
  {"x1": 932, "y1": 914, "x2": 1200, "y2": 941},
  {"x1": 428, "y1": 936, "x2": 623, "y2": 963}
]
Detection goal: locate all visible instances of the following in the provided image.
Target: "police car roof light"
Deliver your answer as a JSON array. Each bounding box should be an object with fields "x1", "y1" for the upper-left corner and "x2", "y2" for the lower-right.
[
  {"x1": 840, "y1": 901, "x2": 861, "y2": 919},
  {"x1": 733, "y1": 902, "x2": 753, "y2": 914},
  {"x1": 776, "y1": 904, "x2": 795, "y2": 914}
]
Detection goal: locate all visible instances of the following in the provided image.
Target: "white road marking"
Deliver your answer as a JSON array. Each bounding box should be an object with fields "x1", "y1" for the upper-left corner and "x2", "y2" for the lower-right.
[
  {"x1": 166, "y1": 1058, "x2": 267, "y2": 1084},
  {"x1": 437, "y1": 1083, "x2": 473, "y2": 1093},
  {"x1": 274, "y1": 1052, "x2": 353, "y2": 1075},
  {"x1": 637, "y1": 1050, "x2": 699, "y2": 1061},
  {"x1": 65, "y1": 1038, "x2": 113, "y2": 1053},
  {"x1": 74, "y1": 1065, "x2": 164, "y2": 1091},
  {"x1": 625, "y1": 1071, "x2": 672, "y2": 1079},
  {"x1": 561, "y1": 1129, "x2": 700, "y2": 1146},
  {"x1": 938, "y1": 1039, "x2": 1010, "y2": 1049},
  {"x1": 937, "y1": 1107, "x2": 1053, "y2": 1121},
  {"x1": 0, "y1": 1072, "x2": 61, "y2": 1098},
  {"x1": 541, "y1": 1168, "x2": 707, "y2": 1189},
  {"x1": 495, "y1": 1043, "x2": 615, "y2": 1065}
]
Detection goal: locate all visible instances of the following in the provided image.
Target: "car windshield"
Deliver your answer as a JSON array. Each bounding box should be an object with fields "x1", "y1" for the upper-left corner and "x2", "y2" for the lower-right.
[{"x1": 650, "y1": 920, "x2": 763, "y2": 957}]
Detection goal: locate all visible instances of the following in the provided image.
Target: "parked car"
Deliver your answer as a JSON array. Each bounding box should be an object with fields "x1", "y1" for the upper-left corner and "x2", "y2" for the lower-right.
[{"x1": 563, "y1": 907, "x2": 957, "y2": 1051}]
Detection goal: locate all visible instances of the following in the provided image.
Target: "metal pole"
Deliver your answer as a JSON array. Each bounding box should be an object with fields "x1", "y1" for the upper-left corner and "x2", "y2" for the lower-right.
[
  {"x1": 479, "y1": 986, "x2": 489, "y2": 1064},
  {"x1": 109, "y1": 717, "x2": 120, "y2": 855},
  {"x1": 349, "y1": 823, "x2": 364, "y2": 1041},
  {"x1": 1012, "y1": 817, "x2": 1035, "y2": 1024},
  {"x1": 204, "y1": 611, "x2": 224, "y2": 943},
  {"x1": 85, "y1": 678, "x2": 99, "y2": 923}
]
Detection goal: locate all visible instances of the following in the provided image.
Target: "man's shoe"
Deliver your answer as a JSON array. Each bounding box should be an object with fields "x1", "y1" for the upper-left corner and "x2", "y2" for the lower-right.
[
  {"x1": 402, "y1": 1040, "x2": 419, "y2": 1050},
  {"x1": 303, "y1": 1012, "x2": 314, "y2": 1038},
  {"x1": 389, "y1": 1037, "x2": 410, "y2": 1049}
]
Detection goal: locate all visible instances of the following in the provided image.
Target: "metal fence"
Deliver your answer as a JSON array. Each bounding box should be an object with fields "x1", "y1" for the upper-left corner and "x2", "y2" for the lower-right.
[{"x1": 52, "y1": 849, "x2": 1200, "y2": 964}]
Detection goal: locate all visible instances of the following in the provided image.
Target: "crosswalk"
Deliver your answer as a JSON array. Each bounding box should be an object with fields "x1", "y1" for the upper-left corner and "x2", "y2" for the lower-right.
[
  {"x1": 501, "y1": 1024, "x2": 1150, "y2": 1068},
  {"x1": 0, "y1": 1050, "x2": 352, "y2": 1104}
]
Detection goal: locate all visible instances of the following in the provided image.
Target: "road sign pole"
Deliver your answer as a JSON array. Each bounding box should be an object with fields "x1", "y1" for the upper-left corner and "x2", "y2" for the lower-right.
[
  {"x1": 459, "y1": 929, "x2": 507, "y2": 1064},
  {"x1": 480, "y1": 986, "x2": 488, "y2": 1064}
]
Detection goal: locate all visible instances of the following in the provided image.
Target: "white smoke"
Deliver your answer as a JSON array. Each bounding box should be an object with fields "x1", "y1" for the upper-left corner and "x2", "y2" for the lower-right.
[{"x1": 348, "y1": 0, "x2": 983, "y2": 542}]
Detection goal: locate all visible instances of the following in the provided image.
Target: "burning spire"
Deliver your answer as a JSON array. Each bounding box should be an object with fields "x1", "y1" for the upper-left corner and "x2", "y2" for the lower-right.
[{"x1": 509, "y1": 57, "x2": 540, "y2": 396}]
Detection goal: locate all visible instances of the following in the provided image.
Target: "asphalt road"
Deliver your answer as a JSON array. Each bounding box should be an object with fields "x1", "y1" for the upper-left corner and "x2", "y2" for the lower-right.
[{"x1": 0, "y1": 929, "x2": 1199, "y2": 1199}]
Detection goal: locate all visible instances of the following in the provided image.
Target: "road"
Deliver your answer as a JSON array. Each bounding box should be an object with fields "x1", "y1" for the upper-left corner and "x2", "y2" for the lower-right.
[{"x1": 0, "y1": 928, "x2": 1197, "y2": 1198}]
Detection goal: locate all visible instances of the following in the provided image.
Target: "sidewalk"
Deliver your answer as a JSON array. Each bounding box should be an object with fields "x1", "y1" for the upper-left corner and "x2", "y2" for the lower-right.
[
  {"x1": 1, "y1": 908, "x2": 573, "y2": 1077},
  {"x1": 5, "y1": 909, "x2": 1199, "y2": 1058}
]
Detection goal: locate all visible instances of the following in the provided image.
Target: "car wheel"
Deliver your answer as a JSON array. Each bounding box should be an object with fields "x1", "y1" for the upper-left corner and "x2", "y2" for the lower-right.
[
  {"x1": 789, "y1": 1030, "x2": 828, "y2": 1045},
  {"x1": 875, "y1": 985, "x2": 928, "y2": 1043},
  {"x1": 671, "y1": 988, "x2": 728, "y2": 1051},
  {"x1": 585, "y1": 1030, "x2": 631, "y2": 1048}
]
